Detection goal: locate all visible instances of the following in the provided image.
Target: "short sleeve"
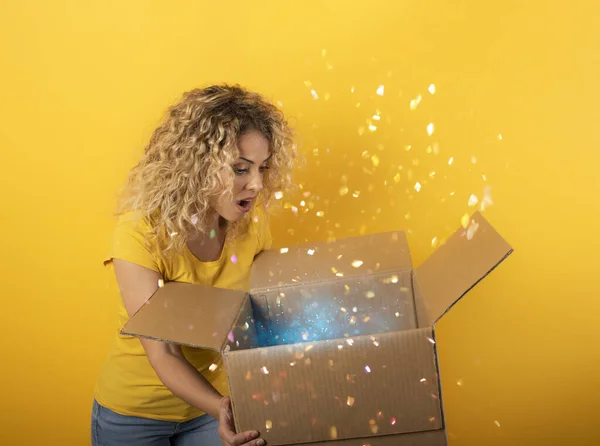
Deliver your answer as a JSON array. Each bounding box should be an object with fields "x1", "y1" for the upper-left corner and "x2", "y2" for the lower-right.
[{"x1": 104, "y1": 212, "x2": 161, "y2": 272}]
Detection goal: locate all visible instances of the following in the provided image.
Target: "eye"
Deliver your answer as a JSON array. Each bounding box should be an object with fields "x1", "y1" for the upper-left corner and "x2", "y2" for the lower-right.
[
  {"x1": 259, "y1": 165, "x2": 270, "y2": 173},
  {"x1": 233, "y1": 166, "x2": 249, "y2": 176}
]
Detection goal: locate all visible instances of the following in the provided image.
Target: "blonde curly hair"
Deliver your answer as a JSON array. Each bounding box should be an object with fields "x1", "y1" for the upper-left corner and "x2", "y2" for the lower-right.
[{"x1": 116, "y1": 84, "x2": 296, "y2": 254}]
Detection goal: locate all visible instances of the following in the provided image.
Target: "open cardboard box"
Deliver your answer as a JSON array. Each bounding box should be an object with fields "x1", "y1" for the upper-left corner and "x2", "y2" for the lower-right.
[{"x1": 122, "y1": 211, "x2": 512, "y2": 446}]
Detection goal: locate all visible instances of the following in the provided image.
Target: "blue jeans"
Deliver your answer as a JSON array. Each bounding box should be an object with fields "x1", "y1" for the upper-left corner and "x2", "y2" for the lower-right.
[{"x1": 91, "y1": 400, "x2": 222, "y2": 446}]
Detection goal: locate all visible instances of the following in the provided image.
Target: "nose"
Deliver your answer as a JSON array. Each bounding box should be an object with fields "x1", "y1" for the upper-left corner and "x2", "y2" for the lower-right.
[{"x1": 246, "y1": 169, "x2": 263, "y2": 192}]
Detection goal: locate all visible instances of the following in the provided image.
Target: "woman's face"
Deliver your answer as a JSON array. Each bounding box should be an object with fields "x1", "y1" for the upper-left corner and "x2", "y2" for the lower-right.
[{"x1": 214, "y1": 129, "x2": 271, "y2": 223}]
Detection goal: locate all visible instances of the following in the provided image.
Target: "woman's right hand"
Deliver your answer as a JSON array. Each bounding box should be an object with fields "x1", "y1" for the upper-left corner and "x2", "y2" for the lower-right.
[{"x1": 218, "y1": 397, "x2": 266, "y2": 446}]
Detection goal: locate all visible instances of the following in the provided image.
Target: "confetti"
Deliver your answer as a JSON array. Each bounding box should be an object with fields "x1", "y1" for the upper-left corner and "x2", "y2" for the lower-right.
[
  {"x1": 498, "y1": 134, "x2": 503, "y2": 140},
  {"x1": 471, "y1": 156, "x2": 477, "y2": 164},
  {"x1": 208, "y1": 363, "x2": 218, "y2": 372},
  {"x1": 329, "y1": 426, "x2": 338, "y2": 440},
  {"x1": 410, "y1": 95, "x2": 422, "y2": 110},
  {"x1": 188, "y1": 324, "x2": 194, "y2": 330},
  {"x1": 371, "y1": 155, "x2": 380, "y2": 167},
  {"x1": 426, "y1": 337, "x2": 435, "y2": 344},
  {"x1": 350, "y1": 86, "x2": 355, "y2": 93},
  {"x1": 307, "y1": 249, "x2": 315, "y2": 255},
  {"x1": 230, "y1": 255, "x2": 238, "y2": 264},
  {"x1": 316, "y1": 211, "x2": 325, "y2": 217},
  {"x1": 261, "y1": 366, "x2": 270, "y2": 375},
  {"x1": 480, "y1": 186, "x2": 493, "y2": 211},
  {"x1": 352, "y1": 191, "x2": 361, "y2": 198},
  {"x1": 372, "y1": 114, "x2": 381, "y2": 121},
  {"x1": 209, "y1": 229, "x2": 216, "y2": 239},
  {"x1": 228, "y1": 331, "x2": 235, "y2": 342},
  {"x1": 431, "y1": 237, "x2": 438, "y2": 247},
  {"x1": 494, "y1": 420, "x2": 501, "y2": 427},
  {"x1": 393, "y1": 173, "x2": 401, "y2": 183},
  {"x1": 364, "y1": 365, "x2": 372, "y2": 373},
  {"x1": 414, "y1": 182, "x2": 422, "y2": 192},
  {"x1": 368, "y1": 124, "x2": 377, "y2": 132},
  {"x1": 376, "y1": 85, "x2": 385, "y2": 96},
  {"x1": 427, "y1": 123, "x2": 435, "y2": 136},
  {"x1": 191, "y1": 214, "x2": 198, "y2": 225},
  {"x1": 280, "y1": 247, "x2": 289, "y2": 254},
  {"x1": 351, "y1": 260, "x2": 363, "y2": 268},
  {"x1": 310, "y1": 89, "x2": 319, "y2": 100},
  {"x1": 461, "y1": 213, "x2": 470, "y2": 228},
  {"x1": 428, "y1": 83, "x2": 436, "y2": 94},
  {"x1": 429, "y1": 417, "x2": 436, "y2": 423},
  {"x1": 365, "y1": 291, "x2": 375, "y2": 298},
  {"x1": 339, "y1": 186, "x2": 349, "y2": 196},
  {"x1": 346, "y1": 339, "x2": 354, "y2": 346},
  {"x1": 448, "y1": 157, "x2": 454, "y2": 165},
  {"x1": 157, "y1": 279, "x2": 164, "y2": 288},
  {"x1": 347, "y1": 396, "x2": 355, "y2": 406},
  {"x1": 266, "y1": 420, "x2": 273, "y2": 430},
  {"x1": 390, "y1": 417, "x2": 397, "y2": 425},
  {"x1": 274, "y1": 191, "x2": 283, "y2": 199},
  {"x1": 457, "y1": 378, "x2": 464, "y2": 386},
  {"x1": 466, "y1": 221, "x2": 480, "y2": 240},
  {"x1": 420, "y1": 378, "x2": 427, "y2": 383},
  {"x1": 468, "y1": 194, "x2": 479, "y2": 207}
]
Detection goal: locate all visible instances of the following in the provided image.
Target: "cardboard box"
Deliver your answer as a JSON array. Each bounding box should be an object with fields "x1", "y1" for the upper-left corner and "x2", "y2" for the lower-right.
[{"x1": 122, "y1": 211, "x2": 512, "y2": 445}]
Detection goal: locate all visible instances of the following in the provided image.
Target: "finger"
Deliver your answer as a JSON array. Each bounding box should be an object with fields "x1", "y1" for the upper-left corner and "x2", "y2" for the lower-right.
[
  {"x1": 240, "y1": 438, "x2": 266, "y2": 446},
  {"x1": 230, "y1": 430, "x2": 261, "y2": 446}
]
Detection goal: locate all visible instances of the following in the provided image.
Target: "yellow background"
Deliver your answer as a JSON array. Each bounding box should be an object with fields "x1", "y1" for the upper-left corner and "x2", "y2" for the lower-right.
[{"x1": 1, "y1": 1, "x2": 599, "y2": 445}]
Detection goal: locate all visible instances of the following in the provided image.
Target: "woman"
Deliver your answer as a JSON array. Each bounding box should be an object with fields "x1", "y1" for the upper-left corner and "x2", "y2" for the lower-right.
[{"x1": 92, "y1": 84, "x2": 296, "y2": 446}]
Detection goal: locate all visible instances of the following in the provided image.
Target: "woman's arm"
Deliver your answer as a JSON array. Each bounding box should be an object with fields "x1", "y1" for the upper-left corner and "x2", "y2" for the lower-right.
[{"x1": 113, "y1": 259, "x2": 264, "y2": 446}]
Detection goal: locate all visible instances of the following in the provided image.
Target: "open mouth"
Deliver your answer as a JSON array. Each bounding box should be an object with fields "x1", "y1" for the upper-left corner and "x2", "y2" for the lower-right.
[{"x1": 236, "y1": 199, "x2": 253, "y2": 212}]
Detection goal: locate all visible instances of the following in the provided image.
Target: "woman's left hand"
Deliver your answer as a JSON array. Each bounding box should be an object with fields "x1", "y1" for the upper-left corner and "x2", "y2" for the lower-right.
[{"x1": 217, "y1": 397, "x2": 266, "y2": 446}]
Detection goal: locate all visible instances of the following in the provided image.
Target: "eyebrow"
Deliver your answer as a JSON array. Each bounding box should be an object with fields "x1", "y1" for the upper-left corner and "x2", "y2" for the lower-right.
[{"x1": 238, "y1": 154, "x2": 272, "y2": 165}]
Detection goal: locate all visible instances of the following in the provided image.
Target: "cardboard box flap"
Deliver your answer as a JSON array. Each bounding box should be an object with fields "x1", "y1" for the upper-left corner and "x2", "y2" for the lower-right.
[
  {"x1": 414, "y1": 212, "x2": 512, "y2": 325},
  {"x1": 251, "y1": 231, "x2": 412, "y2": 291},
  {"x1": 120, "y1": 282, "x2": 248, "y2": 351}
]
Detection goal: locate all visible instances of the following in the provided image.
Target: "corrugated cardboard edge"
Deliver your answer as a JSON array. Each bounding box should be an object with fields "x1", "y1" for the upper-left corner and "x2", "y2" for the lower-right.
[
  {"x1": 433, "y1": 249, "x2": 513, "y2": 324},
  {"x1": 430, "y1": 327, "x2": 449, "y2": 446}
]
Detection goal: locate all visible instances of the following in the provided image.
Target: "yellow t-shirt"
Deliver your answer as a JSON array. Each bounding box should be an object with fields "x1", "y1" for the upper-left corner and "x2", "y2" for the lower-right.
[{"x1": 94, "y1": 210, "x2": 272, "y2": 422}]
